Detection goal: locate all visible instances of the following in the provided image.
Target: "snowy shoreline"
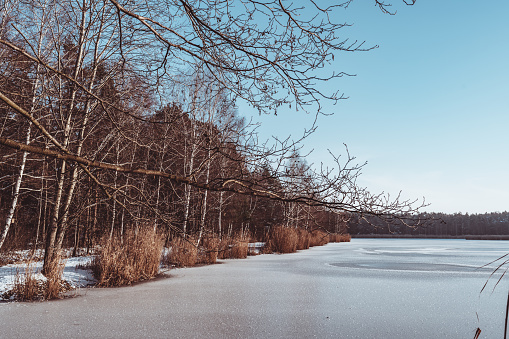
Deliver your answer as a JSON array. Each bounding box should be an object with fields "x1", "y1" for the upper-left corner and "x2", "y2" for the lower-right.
[
  {"x1": 0, "y1": 242, "x2": 269, "y2": 301},
  {"x1": 0, "y1": 254, "x2": 95, "y2": 301}
]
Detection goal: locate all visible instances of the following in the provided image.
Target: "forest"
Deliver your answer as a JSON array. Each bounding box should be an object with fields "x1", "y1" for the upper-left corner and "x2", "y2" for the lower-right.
[{"x1": 350, "y1": 211, "x2": 509, "y2": 237}]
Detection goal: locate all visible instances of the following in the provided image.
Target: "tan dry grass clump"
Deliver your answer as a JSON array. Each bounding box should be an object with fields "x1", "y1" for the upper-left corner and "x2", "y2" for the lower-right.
[
  {"x1": 263, "y1": 227, "x2": 348, "y2": 254},
  {"x1": 198, "y1": 235, "x2": 219, "y2": 264},
  {"x1": 91, "y1": 227, "x2": 163, "y2": 287},
  {"x1": 328, "y1": 233, "x2": 339, "y2": 243},
  {"x1": 218, "y1": 233, "x2": 249, "y2": 259},
  {"x1": 329, "y1": 233, "x2": 351, "y2": 243},
  {"x1": 296, "y1": 228, "x2": 310, "y2": 250},
  {"x1": 9, "y1": 262, "x2": 41, "y2": 301},
  {"x1": 230, "y1": 239, "x2": 248, "y2": 259},
  {"x1": 164, "y1": 236, "x2": 198, "y2": 267},
  {"x1": 309, "y1": 230, "x2": 329, "y2": 247},
  {"x1": 43, "y1": 256, "x2": 67, "y2": 299},
  {"x1": 3, "y1": 257, "x2": 68, "y2": 301},
  {"x1": 267, "y1": 226, "x2": 298, "y2": 254}
]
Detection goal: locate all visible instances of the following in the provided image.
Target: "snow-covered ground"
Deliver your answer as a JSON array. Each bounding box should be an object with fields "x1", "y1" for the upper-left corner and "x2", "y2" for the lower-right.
[
  {"x1": 0, "y1": 254, "x2": 95, "y2": 300},
  {"x1": 248, "y1": 242, "x2": 265, "y2": 254}
]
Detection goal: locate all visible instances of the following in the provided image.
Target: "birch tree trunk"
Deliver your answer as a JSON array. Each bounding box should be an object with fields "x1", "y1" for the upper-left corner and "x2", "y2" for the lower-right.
[
  {"x1": 0, "y1": 123, "x2": 31, "y2": 250},
  {"x1": 0, "y1": 23, "x2": 45, "y2": 250},
  {"x1": 44, "y1": 2, "x2": 99, "y2": 275},
  {"x1": 182, "y1": 120, "x2": 198, "y2": 237},
  {"x1": 196, "y1": 145, "x2": 211, "y2": 246}
]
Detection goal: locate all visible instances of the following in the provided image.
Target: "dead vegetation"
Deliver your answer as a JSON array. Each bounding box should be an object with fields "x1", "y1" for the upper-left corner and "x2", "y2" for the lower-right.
[
  {"x1": 163, "y1": 236, "x2": 199, "y2": 267},
  {"x1": 163, "y1": 227, "x2": 352, "y2": 268},
  {"x1": 199, "y1": 235, "x2": 219, "y2": 264},
  {"x1": 1, "y1": 256, "x2": 70, "y2": 301},
  {"x1": 163, "y1": 232, "x2": 251, "y2": 268},
  {"x1": 218, "y1": 233, "x2": 249, "y2": 259},
  {"x1": 329, "y1": 233, "x2": 352, "y2": 243},
  {"x1": 6, "y1": 262, "x2": 40, "y2": 301},
  {"x1": 90, "y1": 226, "x2": 164, "y2": 287},
  {"x1": 43, "y1": 255, "x2": 67, "y2": 299},
  {"x1": 1, "y1": 226, "x2": 349, "y2": 300},
  {"x1": 263, "y1": 226, "x2": 350, "y2": 254},
  {"x1": 265, "y1": 226, "x2": 298, "y2": 254}
]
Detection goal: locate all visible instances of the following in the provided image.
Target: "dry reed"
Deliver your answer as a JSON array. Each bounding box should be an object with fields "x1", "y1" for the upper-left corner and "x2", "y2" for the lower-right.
[
  {"x1": 296, "y1": 228, "x2": 310, "y2": 250},
  {"x1": 43, "y1": 255, "x2": 66, "y2": 299},
  {"x1": 268, "y1": 226, "x2": 298, "y2": 254},
  {"x1": 309, "y1": 230, "x2": 329, "y2": 247},
  {"x1": 164, "y1": 236, "x2": 198, "y2": 267},
  {"x1": 10, "y1": 262, "x2": 41, "y2": 301},
  {"x1": 198, "y1": 235, "x2": 219, "y2": 264},
  {"x1": 91, "y1": 227, "x2": 163, "y2": 287},
  {"x1": 218, "y1": 233, "x2": 249, "y2": 259},
  {"x1": 4, "y1": 256, "x2": 67, "y2": 301}
]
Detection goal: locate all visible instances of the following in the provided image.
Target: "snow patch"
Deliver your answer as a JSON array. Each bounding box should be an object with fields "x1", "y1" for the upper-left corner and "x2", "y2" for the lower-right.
[{"x1": 0, "y1": 255, "x2": 96, "y2": 300}]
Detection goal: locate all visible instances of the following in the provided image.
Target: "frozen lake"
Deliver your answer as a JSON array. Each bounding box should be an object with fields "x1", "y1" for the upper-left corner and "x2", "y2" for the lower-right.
[{"x1": 1, "y1": 238, "x2": 508, "y2": 338}]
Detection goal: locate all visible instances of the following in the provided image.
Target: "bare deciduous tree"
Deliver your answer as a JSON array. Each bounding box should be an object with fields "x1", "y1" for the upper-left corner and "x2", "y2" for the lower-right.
[{"x1": 0, "y1": 0, "x2": 424, "y2": 275}]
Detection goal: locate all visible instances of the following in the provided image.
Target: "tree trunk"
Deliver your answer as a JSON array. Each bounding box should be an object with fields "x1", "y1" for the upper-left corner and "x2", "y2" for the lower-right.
[
  {"x1": 218, "y1": 191, "x2": 224, "y2": 239},
  {"x1": 196, "y1": 146, "x2": 211, "y2": 246},
  {"x1": 42, "y1": 159, "x2": 67, "y2": 275},
  {"x1": 0, "y1": 123, "x2": 31, "y2": 250},
  {"x1": 43, "y1": 12, "x2": 88, "y2": 275}
]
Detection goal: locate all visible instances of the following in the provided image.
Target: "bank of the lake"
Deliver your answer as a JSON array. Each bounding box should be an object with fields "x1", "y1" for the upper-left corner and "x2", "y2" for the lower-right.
[{"x1": 0, "y1": 239, "x2": 506, "y2": 338}]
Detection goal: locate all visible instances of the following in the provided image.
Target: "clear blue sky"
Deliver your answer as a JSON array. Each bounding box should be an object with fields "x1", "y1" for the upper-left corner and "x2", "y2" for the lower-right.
[{"x1": 243, "y1": 0, "x2": 509, "y2": 214}]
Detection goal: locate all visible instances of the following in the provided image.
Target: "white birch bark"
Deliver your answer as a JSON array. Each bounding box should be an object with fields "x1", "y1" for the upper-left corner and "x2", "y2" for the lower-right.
[{"x1": 0, "y1": 123, "x2": 31, "y2": 250}]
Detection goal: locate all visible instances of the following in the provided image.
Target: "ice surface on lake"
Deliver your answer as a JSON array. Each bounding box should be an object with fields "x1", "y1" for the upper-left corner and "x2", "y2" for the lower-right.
[
  {"x1": 1, "y1": 239, "x2": 507, "y2": 338},
  {"x1": 332, "y1": 239, "x2": 508, "y2": 275}
]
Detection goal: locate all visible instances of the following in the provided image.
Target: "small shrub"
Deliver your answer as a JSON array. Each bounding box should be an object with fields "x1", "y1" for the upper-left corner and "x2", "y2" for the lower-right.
[
  {"x1": 261, "y1": 239, "x2": 274, "y2": 254},
  {"x1": 217, "y1": 238, "x2": 231, "y2": 259},
  {"x1": 91, "y1": 226, "x2": 164, "y2": 287},
  {"x1": 340, "y1": 234, "x2": 352, "y2": 242},
  {"x1": 230, "y1": 240, "x2": 248, "y2": 259}
]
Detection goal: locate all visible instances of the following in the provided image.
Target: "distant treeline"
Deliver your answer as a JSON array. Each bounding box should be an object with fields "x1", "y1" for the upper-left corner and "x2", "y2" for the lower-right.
[{"x1": 348, "y1": 211, "x2": 509, "y2": 237}]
